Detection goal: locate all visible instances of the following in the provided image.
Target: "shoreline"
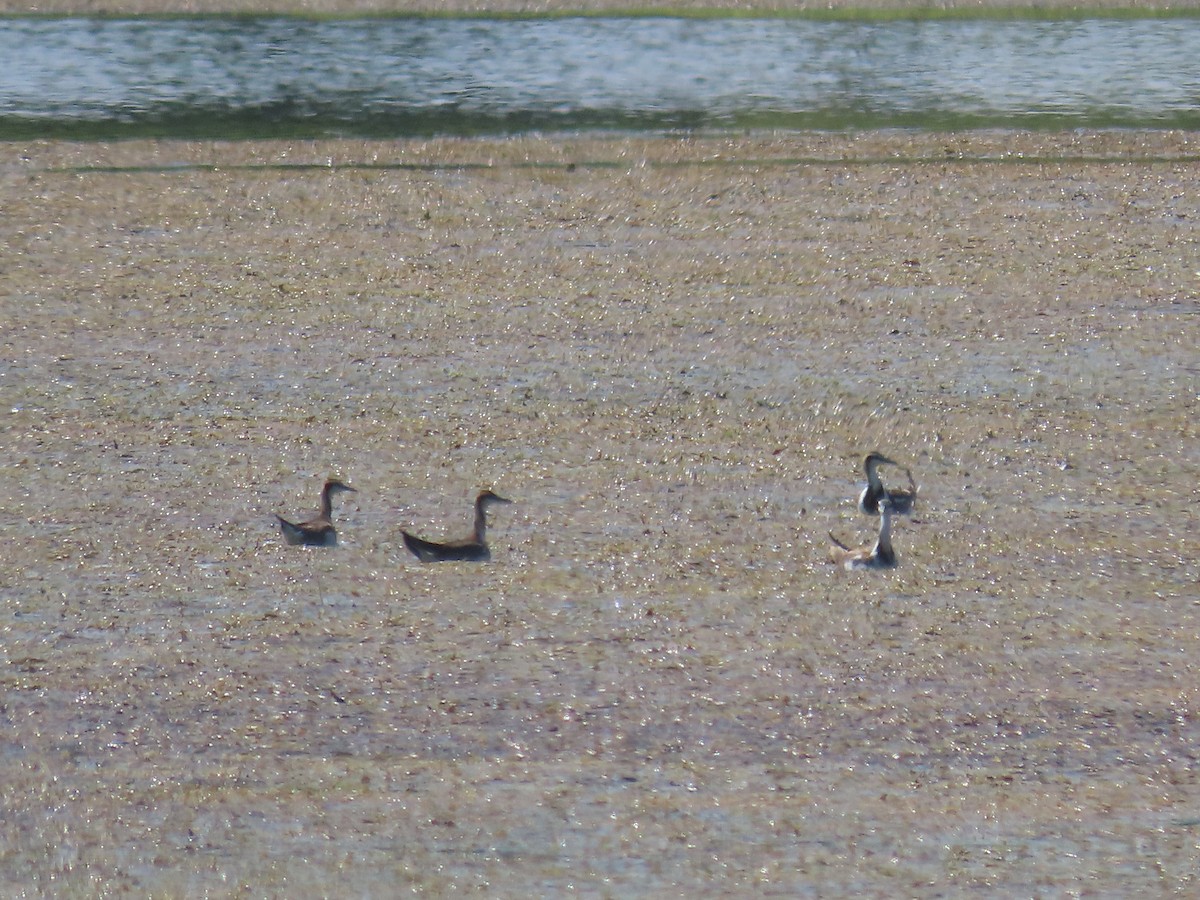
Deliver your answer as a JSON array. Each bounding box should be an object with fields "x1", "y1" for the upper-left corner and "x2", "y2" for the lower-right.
[{"x1": 12, "y1": 128, "x2": 1200, "y2": 174}]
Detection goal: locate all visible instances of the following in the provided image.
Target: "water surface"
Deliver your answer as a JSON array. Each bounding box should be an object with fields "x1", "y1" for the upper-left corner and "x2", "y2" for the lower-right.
[{"x1": 1, "y1": 16, "x2": 1199, "y2": 138}]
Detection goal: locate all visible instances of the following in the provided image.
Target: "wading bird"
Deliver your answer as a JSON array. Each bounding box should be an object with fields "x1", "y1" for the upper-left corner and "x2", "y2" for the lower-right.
[
  {"x1": 276, "y1": 478, "x2": 357, "y2": 547},
  {"x1": 829, "y1": 496, "x2": 897, "y2": 570},
  {"x1": 402, "y1": 490, "x2": 512, "y2": 562},
  {"x1": 858, "y1": 451, "x2": 917, "y2": 516}
]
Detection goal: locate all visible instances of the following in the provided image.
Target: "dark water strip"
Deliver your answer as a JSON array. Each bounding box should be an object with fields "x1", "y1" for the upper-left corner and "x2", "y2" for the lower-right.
[{"x1": 2, "y1": 16, "x2": 1200, "y2": 139}]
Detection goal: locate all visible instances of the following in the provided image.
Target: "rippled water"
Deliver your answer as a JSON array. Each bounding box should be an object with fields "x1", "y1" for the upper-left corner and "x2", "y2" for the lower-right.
[{"x1": 1, "y1": 16, "x2": 1199, "y2": 138}]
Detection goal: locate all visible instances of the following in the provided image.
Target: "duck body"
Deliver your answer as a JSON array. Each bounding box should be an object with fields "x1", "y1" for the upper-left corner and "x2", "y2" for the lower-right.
[
  {"x1": 402, "y1": 531, "x2": 490, "y2": 562},
  {"x1": 277, "y1": 478, "x2": 356, "y2": 547},
  {"x1": 829, "y1": 498, "x2": 897, "y2": 570},
  {"x1": 277, "y1": 514, "x2": 338, "y2": 547},
  {"x1": 857, "y1": 452, "x2": 917, "y2": 516},
  {"x1": 403, "y1": 490, "x2": 512, "y2": 563}
]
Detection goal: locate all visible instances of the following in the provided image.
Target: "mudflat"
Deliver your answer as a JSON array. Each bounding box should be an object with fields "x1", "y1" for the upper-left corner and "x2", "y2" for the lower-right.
[{"x1": 2, "y1": 130, "x2": 1198, "y2": 894}]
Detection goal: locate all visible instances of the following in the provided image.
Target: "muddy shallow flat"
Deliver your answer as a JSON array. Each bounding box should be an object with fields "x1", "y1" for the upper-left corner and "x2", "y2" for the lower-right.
[{"x1": 1, "y1": 131, "x2": 1198, "y2": 894}]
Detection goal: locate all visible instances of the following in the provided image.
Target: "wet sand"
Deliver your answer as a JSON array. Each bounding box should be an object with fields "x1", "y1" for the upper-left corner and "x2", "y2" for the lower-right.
[{"x1": 2, "y1": 130, "x2": 1199, "y2": 894}]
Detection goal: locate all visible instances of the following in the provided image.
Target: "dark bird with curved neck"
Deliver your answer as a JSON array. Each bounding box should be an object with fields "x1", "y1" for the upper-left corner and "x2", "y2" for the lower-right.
[
  {"x1": 402, "y1": 490, "x2": 512, "y2": 562},
  {"x1": 829, "y1": 496, "x2": 898, "y2": 570},
  {"x1": 858, "y1": 451, "x2": 917, "y2": 516},
  {"x1": 276, "y1": 478, "x2": 356, "y2": 547}
]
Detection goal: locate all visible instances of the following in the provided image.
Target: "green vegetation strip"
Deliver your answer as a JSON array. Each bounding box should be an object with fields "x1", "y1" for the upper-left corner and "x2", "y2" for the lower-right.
[{"x1": 44, "y1": 150, "x2": 1200, "y2": 176}]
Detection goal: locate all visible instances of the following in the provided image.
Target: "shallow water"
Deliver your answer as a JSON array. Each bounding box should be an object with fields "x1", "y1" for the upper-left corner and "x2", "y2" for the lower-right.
[
  {"x1": 1, "y1": 131, "x2": 1199, "y2": 894},
  {"x1": 2, "y1": 16, "x2": 1200, "y2": 137}
]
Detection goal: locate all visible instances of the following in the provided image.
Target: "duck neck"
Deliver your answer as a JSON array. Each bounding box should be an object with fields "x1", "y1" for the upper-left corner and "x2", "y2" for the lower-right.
[
  {"x1": 473, "y1": 498, "x2": 489, "y2": 544},
  {"x1": 320, "y1": 484, "x2": 335, "y2": 519},
  {"x1": 874, "y1": 508, "x2": 894, "y2": 559},
  {"x1": 865, "y1": 458, "x2": 884, "y2": 493}
]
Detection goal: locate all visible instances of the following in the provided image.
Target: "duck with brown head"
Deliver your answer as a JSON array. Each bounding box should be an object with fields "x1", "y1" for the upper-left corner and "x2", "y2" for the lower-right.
[
  {"x1": 402, "y1": 490, "x2": 513, "y2": 562},
  {"x1": 276, "y1": 478, "x2": 357, "y2": 547}
]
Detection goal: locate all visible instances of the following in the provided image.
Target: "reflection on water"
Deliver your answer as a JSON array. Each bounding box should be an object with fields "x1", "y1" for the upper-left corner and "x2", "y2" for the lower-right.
[{"x1": 1, "y1": 16, "x2": 1199, "y2": 137}]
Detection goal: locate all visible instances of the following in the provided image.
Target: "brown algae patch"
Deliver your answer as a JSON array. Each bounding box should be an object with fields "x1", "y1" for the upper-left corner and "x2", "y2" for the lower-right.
[{"x1": 2, "y1": 131, "x2": 1199, "y2": 894}]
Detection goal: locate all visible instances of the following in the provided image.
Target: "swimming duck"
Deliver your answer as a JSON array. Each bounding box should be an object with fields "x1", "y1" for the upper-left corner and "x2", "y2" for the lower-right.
[
  {"x1": 276, "y1": 478, "x2": 356, "y2": 547},
  {"x1": 402, "y1": 490, "x2": 512, "y2": 562},
  {"x1": 857, "y1": 451, "x2": 917, "y2": 516},
  {"x1": 829, "y1": 496, "x2": 898, "y2": 570}
]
